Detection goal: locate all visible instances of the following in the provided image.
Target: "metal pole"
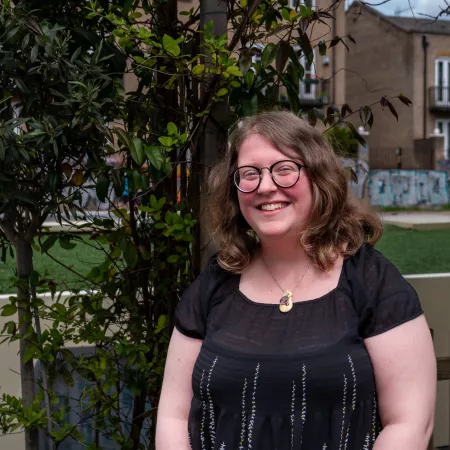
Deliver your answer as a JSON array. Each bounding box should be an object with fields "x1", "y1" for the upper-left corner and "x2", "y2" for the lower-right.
[
  {"x1": 422, "y1": 35, "x2": 429, "y2": 139},
  {"x1": 198, "y1": 0, "x2": 228, "y2": 268}
]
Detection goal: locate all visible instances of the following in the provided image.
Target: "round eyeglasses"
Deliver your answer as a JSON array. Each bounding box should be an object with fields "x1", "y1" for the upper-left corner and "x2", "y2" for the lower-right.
[{"x1": 232, "y1": 160, "x2": 306, "y2": 193}]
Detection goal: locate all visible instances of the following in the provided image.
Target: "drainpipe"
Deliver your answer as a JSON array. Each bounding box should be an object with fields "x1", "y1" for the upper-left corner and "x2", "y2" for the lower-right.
[
  {"x1": 422, "y1": 34, "x2": 429, "y2": 138},
  {"x1": 332, "y1": 2, "x2": 336, "y2": 104}
]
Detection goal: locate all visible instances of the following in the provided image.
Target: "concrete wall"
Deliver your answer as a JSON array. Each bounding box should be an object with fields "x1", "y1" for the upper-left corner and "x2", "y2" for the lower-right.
[
  {"x1": 346, "y1": 4, "x2": 414, "y2": 153},
  {"x1": 406, "y1": 273, "x2": 450, "y2": 448}
]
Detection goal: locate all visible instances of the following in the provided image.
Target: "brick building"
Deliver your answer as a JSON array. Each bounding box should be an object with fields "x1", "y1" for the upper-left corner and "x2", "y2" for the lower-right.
[{"x1": 346, "y1": 2, "x2": 450, "y2": 170}]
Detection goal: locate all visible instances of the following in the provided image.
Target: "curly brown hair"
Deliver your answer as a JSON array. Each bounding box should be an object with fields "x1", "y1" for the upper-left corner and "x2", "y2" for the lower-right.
[{"x1": 207, "y1": 110, "x2": 382, "y2": 273}]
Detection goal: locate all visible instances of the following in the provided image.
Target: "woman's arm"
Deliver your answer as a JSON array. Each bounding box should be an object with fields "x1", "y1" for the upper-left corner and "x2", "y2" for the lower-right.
[
  {"x1": 365, "y1": 314, "x2": 436, "y2": 450},
  {"x1": 156, "y1": 328, "x2": 203, "y2": 450}
]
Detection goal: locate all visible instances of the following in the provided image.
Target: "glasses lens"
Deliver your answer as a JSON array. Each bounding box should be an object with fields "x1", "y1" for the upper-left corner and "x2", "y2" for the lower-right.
[
  {"x1": 234, "y1": 166, "x2": 260, "y2": 192},
  {"x1": 272, "y1": 161, "x2": 300, "y2": 187}
]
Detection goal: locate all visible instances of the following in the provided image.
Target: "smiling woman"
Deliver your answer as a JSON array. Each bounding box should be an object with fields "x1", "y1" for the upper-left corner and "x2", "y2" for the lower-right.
[{"x1": 156, "y1": 111, "x2": 436, "y2": 450}]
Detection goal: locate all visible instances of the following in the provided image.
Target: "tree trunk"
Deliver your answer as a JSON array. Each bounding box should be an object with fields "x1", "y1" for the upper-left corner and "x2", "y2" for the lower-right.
[{"x1": 16, "y1": 239, "x2": 39, "y2": 450}]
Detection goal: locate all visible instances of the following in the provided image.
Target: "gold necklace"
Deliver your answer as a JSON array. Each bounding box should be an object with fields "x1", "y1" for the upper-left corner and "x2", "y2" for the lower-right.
[{"x1": 262, "y1": 257, "x2": 312, "y2": 313}]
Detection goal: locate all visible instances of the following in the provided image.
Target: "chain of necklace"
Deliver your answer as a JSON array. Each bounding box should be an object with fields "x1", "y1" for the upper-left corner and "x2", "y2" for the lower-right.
[{"x1": 261, "y1": 257, "x2": 312, "y2": 312}]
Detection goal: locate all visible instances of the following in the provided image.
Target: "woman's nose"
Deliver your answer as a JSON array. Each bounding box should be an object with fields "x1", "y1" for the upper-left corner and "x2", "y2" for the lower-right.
[{"x1": 257, "y1": 169, "x2": 277, "y2": 194}]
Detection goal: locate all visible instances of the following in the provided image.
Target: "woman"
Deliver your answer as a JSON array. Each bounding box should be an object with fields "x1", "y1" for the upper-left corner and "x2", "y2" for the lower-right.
[{"x1": 156, "y1": 111, "x2": 436, "y2": 449}]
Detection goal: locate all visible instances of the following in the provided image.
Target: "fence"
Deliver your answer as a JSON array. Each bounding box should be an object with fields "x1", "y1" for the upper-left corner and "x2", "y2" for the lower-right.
[{"x1": 370, "y1": 147, "x2": 433, "y2": 170}]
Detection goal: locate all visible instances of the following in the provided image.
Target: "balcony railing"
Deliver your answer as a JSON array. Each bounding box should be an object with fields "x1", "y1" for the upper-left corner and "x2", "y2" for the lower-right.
[{"x1": 429, "y1": 86, "x2": 450, "y2": 111}]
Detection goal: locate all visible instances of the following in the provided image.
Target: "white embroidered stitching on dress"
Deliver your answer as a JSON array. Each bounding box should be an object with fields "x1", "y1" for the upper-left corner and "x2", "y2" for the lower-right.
[
  {"x1": 239, "y1": 378, "x2": 248, "y2": 450},
  {"x1": 339, "y1": 374, "x2": 348, "y2": 450},
  {"x1": 371, "y1": 390, "x2": 377, "y2": 444},
  {"x1": 363, "y1": 432, "x2": 370, "y2": 450},
  {"x1": 207, "y1": 357, "x2": 218, "y2": 446},
  {"x1": 300, "y1": 364, "x2": 307, "y2": 446},
  {"x1": 247, "y1": 362, "x2": 260, "y2": 449},
  {"x1": 290, "y1": 380, "x2": 296, "y2": 450},
  {"x1": 344, "y1": 355, "x2": 357, "y2": 450},
  {"x1": 200, "y1": 369, "x2": 206, "y2": 450}
]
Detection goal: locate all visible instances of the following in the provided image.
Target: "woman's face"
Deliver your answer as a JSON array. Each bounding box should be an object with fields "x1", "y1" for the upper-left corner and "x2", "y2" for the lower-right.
[{"x1": 236, "y1": 134, "x2": 313, "y2": 242}]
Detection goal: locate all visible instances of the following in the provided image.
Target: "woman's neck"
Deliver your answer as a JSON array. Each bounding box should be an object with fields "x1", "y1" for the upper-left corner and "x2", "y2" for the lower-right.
[{"x1": 258, "y1": 237, "x2": 309, "y2": 267}]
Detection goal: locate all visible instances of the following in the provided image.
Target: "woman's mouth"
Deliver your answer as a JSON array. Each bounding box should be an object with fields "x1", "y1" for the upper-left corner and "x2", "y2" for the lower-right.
[{"x1": 258, "y1": 202, "x2": 290, "y2": 211}]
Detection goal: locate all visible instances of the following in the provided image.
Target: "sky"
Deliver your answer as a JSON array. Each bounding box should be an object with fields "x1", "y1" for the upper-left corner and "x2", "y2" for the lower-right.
[{"x1": 346, "y1": 0, "x2": 448, "y2": 19}]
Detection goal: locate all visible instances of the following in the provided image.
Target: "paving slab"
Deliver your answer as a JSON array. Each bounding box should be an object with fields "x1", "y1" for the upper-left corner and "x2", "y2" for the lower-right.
[{"x1": 382, "y1": 212, "x2": 450, "y2": 230}]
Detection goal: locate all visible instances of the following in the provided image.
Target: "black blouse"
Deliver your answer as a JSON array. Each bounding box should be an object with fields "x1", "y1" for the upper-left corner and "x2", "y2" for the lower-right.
[{"x1": 175, "y1": 244, "x2": 423, "y2": 450}]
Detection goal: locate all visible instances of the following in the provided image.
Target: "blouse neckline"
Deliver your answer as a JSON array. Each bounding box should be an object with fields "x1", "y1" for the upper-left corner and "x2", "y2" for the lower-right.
[{"x1": 235, "y1": 255, "x2": 348, "y2": 307}]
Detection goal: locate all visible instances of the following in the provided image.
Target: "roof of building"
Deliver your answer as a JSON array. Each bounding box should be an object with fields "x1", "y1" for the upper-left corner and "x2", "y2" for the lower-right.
[{"x1": 347, "y1": 1, "x2": 450, "y2": 36}]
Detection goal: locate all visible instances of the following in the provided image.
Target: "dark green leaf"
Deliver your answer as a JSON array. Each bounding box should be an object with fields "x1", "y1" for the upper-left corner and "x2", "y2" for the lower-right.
[
  {"x1": 167, "y1": 254, "x2": 179, "y2": 264},
  {"x1": 30, "y1": 44, "x2": 39, "y2": 63},
  {"x1": 318, "y1": 40, "x2": 327, "y2": 56},
  {"x1": 41, "y1": 235, "x2": 58, "y2": 254},
  {"x1": 23, "y1": 346, "x2": 35, "y2": 364},
  {"x1": 261, "y1": 43, "x2": 278, "y2": 69},
  {"x1": 276, "y1": 41, "x2": 290, "y2": 73},
  {"x1": 7, "y1": 26, "x2": 19, "y2": 39},
  {"x1": 0, "y1": 139, "x2": 4, "y2": 160},
  {"x1": 162, "y1": 34, "x2": 180, "y2": 56},
  {"x1": 1, "y1": 304, "x2": 17, "y2": 317},
  {"x1": 115, "y1": 128, "x2": 132, "y2": 150},
  {"x1": 239, "y1": 51, "x2": 253, "y2": 75},
  {"x1": 130, "y1": 137, "x2": 144, "y2": 166},
  {"x1": 96, "y1": 174, "x2": 110, "y2": 203},
  {"x1": 245, "y1": 71, "x2": 255, "y2": 89},
  {"x1": 329, "y1": 36, "x2": 340, "y2": 48},
  {"x1": 299, "y1": 34, "x2": 313, "y2": 66},
  {"x1": 347, "y1": 33, "x2": 356, "y2": 44},
  {"x1": 124, "y1": 243, "x2": 138, "y2": 269},
  {"x1": 341, "y1": 103, "x2": 352, "y2": 117},
  {"x1": 359, "y1": 106, "x2": 372, "y2": 126},
  {"x1": 123, "y1": 0, "x2": 133, "y2": 15},
  {"x1": 14, "y1": 78, "x2": 29, "y2": 94},
  {"x1": 345, "y1": 121, "x2": 366, "y2": 146},
  {"x1": 398, "y1": 94, "x2": 412, "y2": 107},
  {"x1": 145, "y1": 145, "x2": 164, "y2": 170},
  {"x1": 167, "y1": 122, "x2": 178, "y2": 135},
  {"x1": 386, "y1": 100, "x2": 398, "y2": 121},
  {"x1": 59, "y1": 236, "x2": 76, "y2": 250},
  {"x1": 380, "y1": 96, "x2": 388, "y2": 109},
  {"x1": 307, "y1": 109, "x2": 317, "y2": 127},
  {"x1": 298, "y1": 17, "x2": 309, "y2": 34}
]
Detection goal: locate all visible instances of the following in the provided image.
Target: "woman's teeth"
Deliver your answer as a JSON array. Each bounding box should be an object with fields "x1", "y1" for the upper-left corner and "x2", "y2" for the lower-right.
[{"x1": 260, "y1": 203, "x2": 289, "y2": 211}]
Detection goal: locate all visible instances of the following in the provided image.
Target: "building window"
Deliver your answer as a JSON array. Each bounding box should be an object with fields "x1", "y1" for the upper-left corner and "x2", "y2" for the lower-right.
[
  {"x1": 435, "y1": 119, "x2": 450, "y2": 159},
  {"x1": 289, "y1": 0, "x2": 315, "y2": 9},
  {"x1": 293, "y1": 46, "x2": 317, "y2": 100},
  {"x1": 434, "y1": 58, "x2": 450, "y2": 104}
]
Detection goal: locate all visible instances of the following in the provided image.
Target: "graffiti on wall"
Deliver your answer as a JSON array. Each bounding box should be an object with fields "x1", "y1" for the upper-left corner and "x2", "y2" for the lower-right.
[
  {"x1": 342, "y1": 158, "x2": 369, "y2": 199},
  {"x1": 368, "y1": 170, "x2": 449, "y2": 206}
]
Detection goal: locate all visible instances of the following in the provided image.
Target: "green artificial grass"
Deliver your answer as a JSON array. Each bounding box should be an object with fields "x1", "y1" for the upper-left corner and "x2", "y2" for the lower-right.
[
  {"x1": 0, "y1": 238, "x2": 104, "y2": 295},
  {"x1": 0, "y1": 225, "x2": 449, "y2": 295},
  {"x1": 376, "y1": 225, "x2": 450, "y2": 275}
]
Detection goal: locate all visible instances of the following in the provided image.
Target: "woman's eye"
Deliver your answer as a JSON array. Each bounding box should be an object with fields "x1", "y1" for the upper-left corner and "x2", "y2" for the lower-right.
[{"x1": 278, "y1": 166, "x2": 294, "y2": 172}]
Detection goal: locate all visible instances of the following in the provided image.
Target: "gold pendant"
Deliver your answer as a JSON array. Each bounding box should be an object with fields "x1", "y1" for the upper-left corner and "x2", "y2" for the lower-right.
[{"x1": 279, "y1": 290, "x2": 293, "y2": 313}]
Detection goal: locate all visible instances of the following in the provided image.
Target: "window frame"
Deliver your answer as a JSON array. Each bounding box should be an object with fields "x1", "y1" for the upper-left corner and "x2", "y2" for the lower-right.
[
  {"x1": 434, "y1": 57, "x2": 450, "y2": 105},
  {"x1": 435, "y1": 118, "x2": 450, "y2": 160}
]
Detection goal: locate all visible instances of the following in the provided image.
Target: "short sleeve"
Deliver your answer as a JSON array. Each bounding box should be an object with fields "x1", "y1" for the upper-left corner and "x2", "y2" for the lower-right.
[
  {"x1": 347, "y1": 244, "x2": 423, "y2": 339},
  {"x1": 175, "y1": 255, "x2": 231, "y2": 340}
]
